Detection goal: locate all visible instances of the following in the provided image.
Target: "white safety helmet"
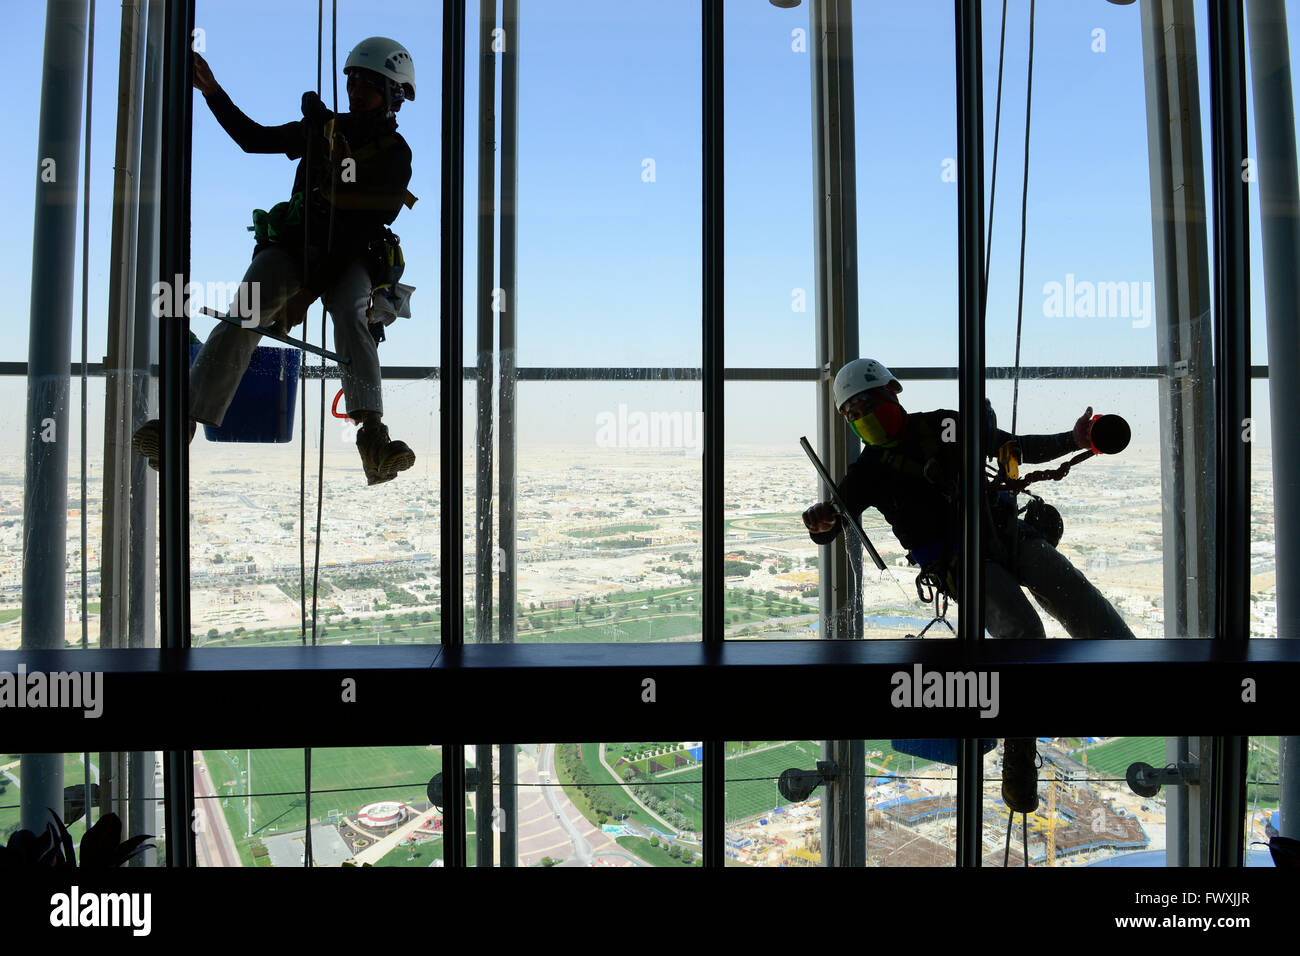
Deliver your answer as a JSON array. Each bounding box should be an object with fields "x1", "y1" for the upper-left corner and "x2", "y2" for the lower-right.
[
  {"x1": 832, "y1": 358, "x2": 902, "y2": 412},
  {"x1": 345, "y1": 37, "x2": 416, "y2": 102}
]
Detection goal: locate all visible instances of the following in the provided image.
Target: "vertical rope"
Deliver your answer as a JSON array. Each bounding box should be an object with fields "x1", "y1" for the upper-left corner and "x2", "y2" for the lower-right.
[
  {"x1": 1003, "y1": 806, "x2": 1013, "y2": 865},
  {"x1": 982, "y1": 0, "x2": 1008, "y2": 312},
  {"x1": 311, "y1": 5, "x2": 337, "y2": 649},
  {"x1": 1010, "y1": 0, "x2": 1035, "y2": 434},
  {"x1": 79, "y1": 0, "x2": 97, "y2": 833},
  {"x1": 1022, "y1": 810, "x2": 1030, "y2": 866},
  {"x1": 306, "y1": 0, "x2": 340, "y2": 870},
  {"x1": 302, "y1": 0, "x2": 327, "y2": 870}
]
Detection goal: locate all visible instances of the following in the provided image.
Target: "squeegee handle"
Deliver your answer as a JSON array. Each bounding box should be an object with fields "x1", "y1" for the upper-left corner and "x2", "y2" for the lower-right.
[{"x1": 800, "y1": 437, "x2": 887, "y2": 571}]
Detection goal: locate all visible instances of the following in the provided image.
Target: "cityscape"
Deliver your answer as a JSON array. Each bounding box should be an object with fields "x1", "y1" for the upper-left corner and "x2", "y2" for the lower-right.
[
  {"x1": 0, "y1": 441, "x2": 1278, "y2": 647},
  {"x1": 0, "y1": 441, "x2": 1280, "y2": 866}
]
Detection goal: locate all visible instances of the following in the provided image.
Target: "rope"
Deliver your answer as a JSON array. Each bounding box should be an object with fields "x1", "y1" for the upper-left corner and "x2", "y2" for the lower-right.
[
  {"x1": 982, "y1": 0, "x2": 1008, "y2": 312},
  {"x1": 909, "y1": 570, "x2": 955, "y2": 638},
  {"x1": 299, "y1": 0, "x2": 324, "y2": 871},
  {"x1": 989, "y1": 449, "x2": 1094, "y2": 495},
  {"x1": 79, "y1": 0, "x2": 97, "y2": 832},
  {"x1": 1004, "y1": 807, "x2": 1013, "y2": 866},
  {"x1": 312, "y1": 3, "x2": 338, "y2": 652},
  {"x1": 1010, "y1": 0, "x2": 1035, "y2": 435}
]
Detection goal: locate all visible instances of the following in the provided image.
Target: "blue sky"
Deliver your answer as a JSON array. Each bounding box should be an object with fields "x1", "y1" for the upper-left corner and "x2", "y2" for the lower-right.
[{"x1": 2, "y1": 0, "x2": 1286, "y2": 450}]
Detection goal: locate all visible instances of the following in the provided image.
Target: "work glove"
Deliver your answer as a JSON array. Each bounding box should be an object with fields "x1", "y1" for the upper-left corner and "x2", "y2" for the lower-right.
[{"x1": 301, "y1": 91, "x2": 334, "y2": 130}]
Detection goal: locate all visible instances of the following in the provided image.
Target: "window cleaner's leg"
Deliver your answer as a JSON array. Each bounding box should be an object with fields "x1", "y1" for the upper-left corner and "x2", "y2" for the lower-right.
[
  {"x1": 981, "y1": 558, "x2": 1048, "y2": 639},
  {"x1": 189, "y1": 247, "x2": 303, "y2": 427},
  {"x1": 325, "y1": 258, "x2": 414, "y2": 486},
  {"x1": 1014, "y1": 530, "x2": 1136, "y2": 639},
  {"x1": 133, "y1": 248, "x2": 302, "y2": 470}
]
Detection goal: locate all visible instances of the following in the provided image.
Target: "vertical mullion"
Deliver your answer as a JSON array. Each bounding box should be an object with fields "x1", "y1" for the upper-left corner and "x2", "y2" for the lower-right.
[
  {"x1": 954, "y1": 0, "x2": 986, "y2": 869},
  {"x1": 441, "y1": 0, "x2": 468, "y2": 868},
  {"x1": 498, "y1": 0, "x2": 521, "y2": 868},
  {"x1": 701, "y1": 0, "x2": 724, "y2": 869},
  {"x1": 159, "y1": 0, "x2": 196, "y2": 868},
  {"x1": 1207, "y1": 0, "x2": 1250, "y2": 866}
]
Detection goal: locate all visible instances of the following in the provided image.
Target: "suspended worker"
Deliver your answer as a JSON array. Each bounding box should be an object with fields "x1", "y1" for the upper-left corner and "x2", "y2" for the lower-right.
[
  {"x1": 133, "y1": 37, "x2": 418, "y2": 485},
  {"x1": 801, "y1": 358, "x2": 1135, "y2": 811}
]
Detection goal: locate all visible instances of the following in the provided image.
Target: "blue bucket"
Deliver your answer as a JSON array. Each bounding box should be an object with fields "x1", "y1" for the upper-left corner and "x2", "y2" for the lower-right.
[{"x1": 190, "y1": 342, "x2": 300, "y2": 443}]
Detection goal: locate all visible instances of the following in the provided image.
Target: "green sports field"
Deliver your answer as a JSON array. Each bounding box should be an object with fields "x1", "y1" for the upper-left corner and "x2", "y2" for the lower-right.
[
  {"x1": 1070, "y1": 736, "x2": 1281, "y2": 805},
  {"x1": 1068, "y1": 737, "x2": 1163, "y2": 780},
  {"x1": 202, "y1": 745, "x2": 442, "y2": 863},
  {"x1": 580, "y1": 739, "x2": 937, "y2": 835}
]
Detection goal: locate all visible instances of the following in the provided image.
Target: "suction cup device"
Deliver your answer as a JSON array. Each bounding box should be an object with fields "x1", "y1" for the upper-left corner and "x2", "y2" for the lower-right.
[
  {"x1": 1089, "y1": 414, "x2": 1131, "y2": 455},
  {"x1": 1126, "y1": 761, "x2": 1162, "y2": 798},
  {"x1": 1125, "y1": 759, "x2": 1198, "y2": 798},
  {"x1": 427, "y1": 769, "x2": 480, "y2": 811},
  {"x1": 777, "y1": 761, "x2": 837, "y2": 802}
]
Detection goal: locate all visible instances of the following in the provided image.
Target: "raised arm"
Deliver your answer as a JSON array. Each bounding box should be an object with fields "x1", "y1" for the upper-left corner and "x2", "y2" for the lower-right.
[
  {"x1": 991, "y1": 406, "x2": 1093, "y2": 464},
  {"x1": 195, "y1": 53, "x2": 305, "y2": 157}
]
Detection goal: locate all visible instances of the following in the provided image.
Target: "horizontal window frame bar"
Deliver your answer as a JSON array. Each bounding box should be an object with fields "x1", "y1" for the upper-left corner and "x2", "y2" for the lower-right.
[
  {"x1": 0, "y1": 363, "x2": 1273, "y2": 381},
  {"x1": 4, "y1": 640, "x2": 1296, "y2": 750}
]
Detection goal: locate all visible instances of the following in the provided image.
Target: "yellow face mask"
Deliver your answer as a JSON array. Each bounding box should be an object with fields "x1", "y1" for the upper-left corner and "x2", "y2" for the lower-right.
[{"x1": 848, "y1": 402, "x2": 904, "y2": 447}]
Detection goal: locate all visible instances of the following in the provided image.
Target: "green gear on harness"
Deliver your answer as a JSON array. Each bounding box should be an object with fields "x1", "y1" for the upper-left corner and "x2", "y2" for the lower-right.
[{"x1": 249, "y1": 191, "x2": 306, "y2": 245}]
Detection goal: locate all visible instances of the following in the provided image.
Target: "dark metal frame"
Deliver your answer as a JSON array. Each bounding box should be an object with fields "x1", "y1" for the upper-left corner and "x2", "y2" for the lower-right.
[
  {"x1": 954, "y1": 0, "x2": 987, "y2": 869},
  {"x1": 439, "y1": 0, "x2": 468, "y2": 869},
  {"x1": 700, "y1": 0, "x2": 726, "y2": 871},
  {"x1": 1207, "y1": 0, "x2": 1251, "y2": 866},
  {"x1": 158, "y1": 0, "x2": 195, "y2": 869},
  {"x1": 8, "y1": 0, "x2": 1280, "y2": 871}
]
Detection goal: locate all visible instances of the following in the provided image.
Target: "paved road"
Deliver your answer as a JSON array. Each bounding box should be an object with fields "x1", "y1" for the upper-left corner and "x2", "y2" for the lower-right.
[
  {"x1": 514, "y1": 744, "x2": 647, "y2": 868},
  {"x1": 192, "y1": 753, "x2": 242, "y2": 867}
]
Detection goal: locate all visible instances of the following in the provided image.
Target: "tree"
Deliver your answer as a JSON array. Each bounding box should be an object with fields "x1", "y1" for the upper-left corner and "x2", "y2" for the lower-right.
[{"x1": 206, "y1": 628, "x2": 218, "y2": 639}]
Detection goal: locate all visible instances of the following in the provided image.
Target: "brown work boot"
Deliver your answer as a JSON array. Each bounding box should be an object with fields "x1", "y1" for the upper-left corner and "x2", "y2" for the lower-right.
[
  {"x1": 131, "y1": 419, "x2": 197, "y2": 471},
  {"x1": 356, "y1": 419, "x2": 415, "y2": 486}
]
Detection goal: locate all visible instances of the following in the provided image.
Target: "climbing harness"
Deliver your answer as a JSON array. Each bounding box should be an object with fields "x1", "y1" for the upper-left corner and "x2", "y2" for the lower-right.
[{"x1": 908, "y1": 569, "x2": 954, "y2": 639}]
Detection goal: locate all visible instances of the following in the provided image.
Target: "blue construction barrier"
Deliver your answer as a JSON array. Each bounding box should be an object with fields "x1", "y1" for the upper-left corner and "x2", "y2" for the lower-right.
[{"x1": 891, "y1": 739, "x2": 997, "y2": 765}]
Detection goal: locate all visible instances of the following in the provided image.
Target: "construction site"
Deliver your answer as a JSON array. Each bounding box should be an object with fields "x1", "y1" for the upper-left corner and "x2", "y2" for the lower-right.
[{"x1": 725, "y1": 742, "x2": 1157, "y2": 867}]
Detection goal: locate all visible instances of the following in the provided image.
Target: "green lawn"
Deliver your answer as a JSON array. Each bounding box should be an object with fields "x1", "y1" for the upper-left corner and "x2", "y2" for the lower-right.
[
  {"x1": 616, "y1": 834, "x2": 699, "y2": 867},
  {"x1": 564, "y1": 523, "x2": 655, "y2": 537},
  {"x1": 198, "y1": 583, "x2": 812, "y2": 647},
  {"x1": 374, "y1": 837, "x2": 444, "y2": 867},
  {"x1": 201, "y1": 746, "x2": 442, "y2": 863},
  {"x1": 373, "y1": 806, "x2": 477, "y2": 867},
  {"x1": 1069, "y1": 737, "x2": 1164, "y2": 780},
  {"x1": 0, "y1": 753, "x2": 105, "y2": 848}
]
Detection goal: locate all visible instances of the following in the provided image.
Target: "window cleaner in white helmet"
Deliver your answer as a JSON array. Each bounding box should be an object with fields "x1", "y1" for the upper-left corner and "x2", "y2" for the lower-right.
[
  {"x1": 133, "y1": 38, "x2": 419, "y2": 486},
  {"x1": 802, "y1": 358, "x2": 1135, "y2": 812}
]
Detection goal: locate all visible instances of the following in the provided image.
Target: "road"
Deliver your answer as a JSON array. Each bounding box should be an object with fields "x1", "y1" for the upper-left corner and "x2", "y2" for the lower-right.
[
  {"x1": 514, "y1": 744, "x2": 647, "y2": 867},
  {"x1": 192, "y1": 752, "x2": 242, "y2": 867}
]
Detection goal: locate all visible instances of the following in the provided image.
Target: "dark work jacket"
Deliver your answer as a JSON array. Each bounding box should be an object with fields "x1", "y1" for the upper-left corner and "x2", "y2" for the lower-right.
[
  {"x1": 809, "y1": 408, "x2": 1079, "y2": 568},
  {"x1": 202, "y1": 87, "x2": 412, "y2": 290}
]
